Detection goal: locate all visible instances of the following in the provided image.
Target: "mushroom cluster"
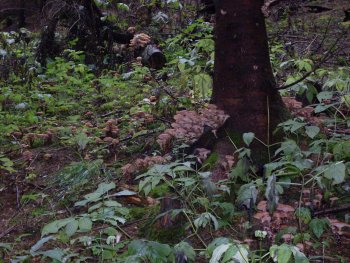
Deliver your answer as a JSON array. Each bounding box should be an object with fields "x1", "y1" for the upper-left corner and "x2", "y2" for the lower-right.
[
  {"x1": 94, "y1": 119, "x2": 120, "y2": 146},
  {"x1": 103, "y1": 119, "x2": 119, "y2": 138},
  {"x1": 130, "y1": 33, "x2": 151, "y2": 49},
  {"x1": 157, "y1": 104, "x2": 229, "y2": 151}
]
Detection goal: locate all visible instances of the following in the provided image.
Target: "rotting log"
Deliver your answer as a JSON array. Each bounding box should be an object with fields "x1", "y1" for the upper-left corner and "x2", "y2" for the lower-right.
[{"x1": 141, "y1": 45, "x2": 166, "y2": 70}]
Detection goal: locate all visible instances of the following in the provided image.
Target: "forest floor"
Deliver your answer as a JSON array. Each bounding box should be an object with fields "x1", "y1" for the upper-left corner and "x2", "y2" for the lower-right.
[{"x1": 1, "y1": 1, "x2": 350, "y2": 262}]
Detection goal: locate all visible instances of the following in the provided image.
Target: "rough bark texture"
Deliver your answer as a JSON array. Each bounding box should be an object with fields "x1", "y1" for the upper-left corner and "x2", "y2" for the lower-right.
[{"x1": 211, "y1": 0, "x2": 288, "y2": 161}]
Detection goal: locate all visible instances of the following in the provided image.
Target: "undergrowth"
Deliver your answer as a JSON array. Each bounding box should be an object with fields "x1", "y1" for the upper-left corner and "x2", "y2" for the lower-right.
[{"x1": 0, "y1": 9, "x2": 350, "y2": 263}]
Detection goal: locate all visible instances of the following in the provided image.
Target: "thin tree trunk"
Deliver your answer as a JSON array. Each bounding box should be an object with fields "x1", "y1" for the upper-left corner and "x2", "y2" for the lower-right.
[{"x1": 211, "y1": 0, "x2": 288, "y2": 162}]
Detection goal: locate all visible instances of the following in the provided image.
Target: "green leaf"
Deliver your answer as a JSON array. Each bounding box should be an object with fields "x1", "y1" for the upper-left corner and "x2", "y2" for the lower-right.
[
  {"x1": 314, "y1": 104, "x2": 332, "y2": 113},
  {"x1": 309, "y1": 218, "x2": 329, "y2": 238},
  {"x1": 78, "y1": 217, "x2": 92, "y2": 232},
  {"x1": 193, "y1": 73, "x2": 212, "y2": 98},
  {"x1": 305, "y1": 126, "x2": 320, "y2": 139},
  {"x1": 0, "y1": 242, "x2": 12, "y2": 251},
  {"x1": 243, "y1": 132, "x2": 255, "y2": 146},
  {"x1": 230, "y1": 158, "x2": 250, "y2": 182},
  {"x1": 116, "y1": 3, "x2": 129, "y2": 11},
  {"x1": 65, "y1": 219, "x2": 79, "y2": 237},
  {"x1": 103, "y1": 200, "x2": 122, "y2": 207},
  {"x1": 324, "y1": 162, "x2": 346, "y2": 185},
  {"x1": 295, "y1": 207, "x2": 311, "y2": 224},
  {"x1": 41, "y1": 218, "x2": 74, "y2": 237},
  {"x1": 207, "y1": 237, "x2": 230, "y2": 255},
  {"x1": 30, "y1": 236, "x2": 55, "y2": 255},
  {"x1": 174, "y1": 242, "x2": 196, "y2": 261},
  {"x1": 291, "y1": 246, "x2": 309, "y2": 263},
  {"x1": 75, "y1": 132, "x2": 90, "y2": 151},
  {"x1": 209, "y1": 244, "x2": 231, "y2": 263},
  {"x1": 40, "y1": 248, "x2": 65, "y2": 261},
  {"x1": 236, "y1": 183, "x2": 257, "y2": 208},
  {"x1": 270, "y1": 244, "x2": 292, "y2": 263},
  {"x1": 333, "y1": 141, "x2": 350, "y2": 161},
  {"x1": 317, "y1": 91, "x2": 333, "y2": 102},
  {"x1": 96, "y1": 182, "x2": 116, "y2": 195}
]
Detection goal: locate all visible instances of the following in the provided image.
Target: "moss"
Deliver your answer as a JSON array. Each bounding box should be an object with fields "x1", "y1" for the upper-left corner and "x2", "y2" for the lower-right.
[
  {"x1": 141, "y1": 221, "x2": 186, "y2": 244},
  {"x1": 201, "y1": 152, "x2": 219, "y2": 170},
  {"x1": 129, "y1": 205, "x2": 159, "y2": 220},
  {"x1": 149, "y1": 183, "x2": 171, "y2": 198}
]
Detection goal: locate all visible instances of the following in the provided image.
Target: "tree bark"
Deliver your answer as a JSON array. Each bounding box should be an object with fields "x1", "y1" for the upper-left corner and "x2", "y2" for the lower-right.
[{"x1": 211, "y1": 0, "x2": 288, "y2": 162}]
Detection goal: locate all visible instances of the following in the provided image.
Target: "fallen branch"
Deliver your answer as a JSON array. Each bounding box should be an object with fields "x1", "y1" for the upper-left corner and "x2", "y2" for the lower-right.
[{"x1": 314, "y1": 204, "x2": 350, "y2": 216}]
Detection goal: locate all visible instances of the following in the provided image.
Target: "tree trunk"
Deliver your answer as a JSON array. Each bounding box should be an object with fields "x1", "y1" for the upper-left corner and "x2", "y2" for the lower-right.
[{"x1": 211, "y1": 0, "x2": 288, "y2": 162}]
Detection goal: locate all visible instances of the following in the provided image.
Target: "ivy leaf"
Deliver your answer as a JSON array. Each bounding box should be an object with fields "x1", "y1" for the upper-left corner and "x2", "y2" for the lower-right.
[
  {"x1": 324, "y1": 162, "x2": 346, "y2": 185},
  {"x1": 309, "y1": 218, "x2": 329, "y2": 238},
  {"x1": 305, "y1": 126, "x2": 320, "y2": 139},
  {"x1": 243, "y1": 132, "x2": 255, "y2": 146}
]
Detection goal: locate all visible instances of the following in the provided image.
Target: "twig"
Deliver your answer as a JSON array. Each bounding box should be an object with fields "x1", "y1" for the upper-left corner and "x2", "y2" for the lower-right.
[
  {"x1": 314, "y1": 204, "x2": 350, "y2": 216},
  {"x1": 98, "y1": 110, "x2": 124, "y2": 118},
  {"x1": 276, "y1": 28, "x2": 348, "y2": 90},
  {"x1": 0, "y1": 225, "x2": 16, "y2": 239}
]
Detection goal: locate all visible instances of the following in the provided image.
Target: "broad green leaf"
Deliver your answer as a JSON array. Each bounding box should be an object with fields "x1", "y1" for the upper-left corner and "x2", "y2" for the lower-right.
[
  {"x1": 232, "y1": 245, "x2": 249, "y2": 263},
  {"x1": 74, "y1": 199, "x2": 91, "y2": 207},
  {"x1": 309, "y1": 218, "x2": 329, "y2": 238},
  {"x1": 317, "y1": 91, "x2": 333, "y2": 102},
  {"x1": 230, "y1": 158, "x2": 250, "y2": 182},
  {"x1": 236, "y1": 183, "x2": 257, "y2": 208},
  {"x1": 305, "y1": 126, "x2": 320, "y2": 139},
  {"x1": 243, "y1": 132, "x2": 255, "y2": 146},
  {"x1": 88, "y1": 202, "x2": 103, "y2": 212},
  {"x1": 324, "y1": 162, "x2": 346, "y2": 185},
  {"x1": 40, "y1": 248, "x2": 65, "y2": 261},
  {"x1": 83, "y1": 192, "x2": 103, "y2": 201},
  {"x1": 333, "y1": 141, "x2": 350, "y2": 161},
  {"x1": 193, "y1": 73, "x2": 212, "y2": 98},
  {"x1": 174, "y1": 242, "x2": 196, "y2": 261},
  {"x1": 78, "y1": 217, "x2": 92, "y2": 232},
  {"x1": 30, "y1": 236, "x2": 55, "y2": 255},
  {"x1": 270, "y1": 244, "x2": 292, "y2": 263},
  {"x1": 0, "y1": 242, "x2": 12, "y2": 251},
  {"x1": 41, "y1": 218, "x2": 74, "y2": 237},
  {"x1": 207, "y1": 237, "x2": 230, "y2": 255},
  {"x1": 103, "y1": 200, "x2": 122, "y2": 207},
  {"x1": 209, "y1": 244, "x2": 231, "y2": 263},
  {"x1": 295, "y1": 207, "x2": 311, "y2": 224},
  {"x1": 65, "y1": 219, "x2": 79, "y2": 237},
  {"x1": 291, "y1": 246, "x2": 309, "y2": 263},
  {"x1": 314, "y1": 104, "x2": 332, "y2": 113},
  {"x1": 116, "y1": 3, "x2": 129, "y2": 11},
  {"x1": 96, "y1": 182, "x2": 116, "y2": 194}
]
